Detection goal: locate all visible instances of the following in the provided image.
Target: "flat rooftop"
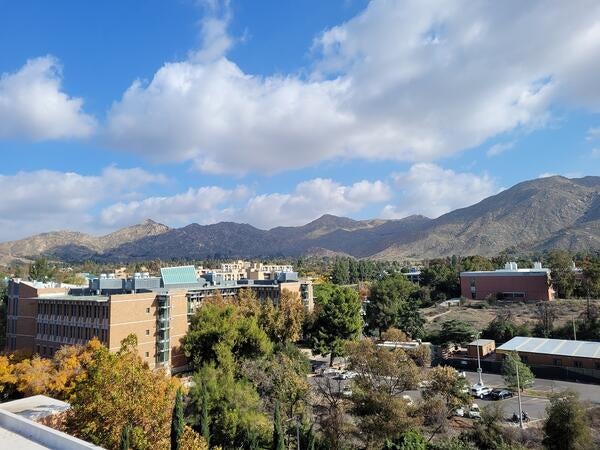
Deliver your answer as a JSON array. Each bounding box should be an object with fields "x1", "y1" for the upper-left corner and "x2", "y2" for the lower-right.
[
  {"x1": 0, "y1": 395, "x2": 70, "y2": 421},
  {"x1": 469, "y1": 339, "x2": 495, "y2": 346},
  {"x1": 497, "y1": 336, "x2": 600, "y2": 359}
]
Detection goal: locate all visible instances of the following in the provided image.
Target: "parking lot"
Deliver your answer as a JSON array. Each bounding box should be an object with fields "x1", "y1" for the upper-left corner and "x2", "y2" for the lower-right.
[{"x1": 308, "y1": 361, "x2": 600, "y2": 424}]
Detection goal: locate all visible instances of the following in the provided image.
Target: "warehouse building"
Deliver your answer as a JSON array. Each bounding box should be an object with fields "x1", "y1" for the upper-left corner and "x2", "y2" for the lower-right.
[{"x1": 497, "y1": 336, "x2": 600, "y2": 370}]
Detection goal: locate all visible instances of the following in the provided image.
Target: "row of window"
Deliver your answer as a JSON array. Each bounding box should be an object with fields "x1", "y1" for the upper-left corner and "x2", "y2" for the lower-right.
[
  {"x1": 38, "y1": 301, "x2": 109, "y2": 319},
  {"x1": 36, "y1": 322, "x2": 107, "y2": 342}
]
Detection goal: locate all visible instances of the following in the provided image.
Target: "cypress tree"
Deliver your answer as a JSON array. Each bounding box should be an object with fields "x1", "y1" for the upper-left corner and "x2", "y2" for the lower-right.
[
  {"x1": 272, "y1": 401, "x2": 285, "y2": 450},
  {"x1": 200, "y1": 387, "x2": 210, "y2": 446},
  {"x1": 171, "y1": 389, "x2": 184, "y2": 450},
  {"x1": 120, "y1": 425, "x2": 130, "y2": 450}
]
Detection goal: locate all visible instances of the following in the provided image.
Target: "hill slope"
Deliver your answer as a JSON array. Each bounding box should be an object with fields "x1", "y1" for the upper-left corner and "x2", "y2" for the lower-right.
[{"x1": 0, "y1": 176, "x2": 598, "y2": 262}]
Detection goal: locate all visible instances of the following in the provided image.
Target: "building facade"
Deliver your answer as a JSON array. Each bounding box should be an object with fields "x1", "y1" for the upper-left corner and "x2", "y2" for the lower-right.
[
  {"x1": 460, "y1": 262, "x2": 555, "y2": 301},
  {"x1": 6, "y1": 264, "x2": 313, "y2": 373}
]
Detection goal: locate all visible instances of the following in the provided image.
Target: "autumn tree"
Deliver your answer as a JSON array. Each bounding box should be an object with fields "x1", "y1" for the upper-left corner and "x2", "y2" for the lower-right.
[
  {"x1": 65, "y1": 335, "x2": 180, "y2": 449},
  {"x1": 347, "y1": 339, "x2": 421, "y2": 448},
  {"x1": 0, "y1": 355, "x2": 16, "y2": 399},
  {"x1": 276, "y1": 289, "x2": 304, "y2": 343},
  {"x1": 13, "y1": 356, "x2": 53, "y2": 396},
  {"x1": 310, "y1": 285, "x2": 362, "y2": 365}
]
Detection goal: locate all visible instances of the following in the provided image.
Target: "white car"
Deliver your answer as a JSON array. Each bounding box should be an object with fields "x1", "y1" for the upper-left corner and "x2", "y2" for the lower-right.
[
  {"x1": 321, "y1": 367, "x2": 341, "y2": 377},
  {"x1": 455, "y1": 403, "x2": 481, "y2": 419},
  {"x1": 340, "y1": 370, "x2": 358, "y2": 380},
  {"x1": 341, "y1": 386, "x2": 353, "y2": 397},
  {"x1": 470, "y1": 383, "x2": 492, "y2": 399}
]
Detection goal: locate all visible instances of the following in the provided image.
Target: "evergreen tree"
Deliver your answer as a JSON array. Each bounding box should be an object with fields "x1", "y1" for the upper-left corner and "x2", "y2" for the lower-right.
[
  {"x1": 543, "y1": 391, "x2": 591, "y2": 450},
  {"x1": 200, "y1": 386, "x2": 210, "y2": 446},
  {"x1": 272, "y1": 401, "x2": 285, "y2": 450},
  {"x1": 366, "y1": 274, "x2": 417, "y2": 337},
  {"x1": 311, "y1": 285, "x2": 362, "y2": 365},
  {"x1": 501, "y1": 351, "x2": 534, "y2": 391},
  {"x1": 171, "y1": 389, "x2": 184, "y2": 450},
  {"x1": 119, "y1": 425, "x2": 130, "y2": 450}
]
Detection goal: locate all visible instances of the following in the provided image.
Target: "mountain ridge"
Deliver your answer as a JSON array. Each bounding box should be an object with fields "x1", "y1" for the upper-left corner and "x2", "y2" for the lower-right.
[{"x1": 1, "y1": 175, "x2": 599, "y2": 263}]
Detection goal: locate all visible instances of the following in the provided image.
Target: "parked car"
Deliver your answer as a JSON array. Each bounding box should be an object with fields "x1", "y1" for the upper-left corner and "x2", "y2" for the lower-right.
[
  {"x1": 321, "y1": 367, "x2": 341, "y2": 377},
  {"x1": 311, "y1": 362, "x2": 327, "y2": 373},
  {"x1": 490, "y1": 389, "x2": 513, "y2": 400},
  {"x1": 339, "y1": 370, "x2": 358, "y2": 380},
  {"x1": 455, "y1": 403, "x2": 481, "y2": 420},
  {"x1": 470, "y1": 384, "x2": 493, "y2": 399}
]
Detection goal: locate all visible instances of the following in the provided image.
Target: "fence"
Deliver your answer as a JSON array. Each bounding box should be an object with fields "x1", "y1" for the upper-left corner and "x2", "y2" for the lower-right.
[{"x1": 436, "y1": 357, "x2": 600, "y2": 384}]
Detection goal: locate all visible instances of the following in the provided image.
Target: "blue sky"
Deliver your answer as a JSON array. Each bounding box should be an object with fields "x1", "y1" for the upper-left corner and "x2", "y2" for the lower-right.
[{"x1": 0, "y1": 0, "x2": 599, "y2": 240}]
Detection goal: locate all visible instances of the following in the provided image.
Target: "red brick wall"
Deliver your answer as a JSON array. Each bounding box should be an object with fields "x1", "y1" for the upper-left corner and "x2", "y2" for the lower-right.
[{"x1": 460, "y1": 274, "x2": 553, "y2": 301}]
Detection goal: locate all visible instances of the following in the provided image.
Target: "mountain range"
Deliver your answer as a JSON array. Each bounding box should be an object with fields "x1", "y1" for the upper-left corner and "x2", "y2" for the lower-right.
[{"x1": 1, "y1": 175, "x2": 599, "y2": 264}]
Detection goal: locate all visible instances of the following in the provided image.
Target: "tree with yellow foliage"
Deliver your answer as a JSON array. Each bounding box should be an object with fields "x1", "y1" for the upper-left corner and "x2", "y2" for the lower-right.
[
  {"x1": 0, "y1": 355, "x2": 17, "y2": 398},
  {"x1": 65, "y1": 334, "x2": 180, "y2": 450}
]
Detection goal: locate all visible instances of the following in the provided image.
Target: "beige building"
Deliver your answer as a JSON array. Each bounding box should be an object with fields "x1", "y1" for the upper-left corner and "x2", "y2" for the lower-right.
[{"x1": 6, "y1": 265, "x2": 313, "y2": 373}]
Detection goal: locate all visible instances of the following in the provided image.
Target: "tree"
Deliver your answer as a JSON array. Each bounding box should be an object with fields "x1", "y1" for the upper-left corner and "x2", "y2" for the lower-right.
[
  {"x1": 273, "y1": 401, "x2": 285, "y2": 450},
  {"x1": 13, "y1": 356, "x2": 53, "y2": 396},
  {"x1": 533, "y1": 302, "x2": 557, "y2": 338},
  {"x1": 548, "y1": 250, "x2": 576, "y2": 299},
  {"x1": 171, "y1": 389, "x2": 185, "y2": 450},
  {"x1": 0, "y1": 355, "x2": 16, "y2": 398},
  {"x1": 502, "y1": 352, "x2": 534, "y2": 392},
  {"x1": 347, "y1": 340, "x2": 421, "y2": 448},
  {"x1": 482, "y1": 312, "x2": 530, "y2": 344},
  {"x1": 543, "y1": 391, "x2": 591, "y2": 450},
  {"x1": 199, "y1": 385, "x2": 210, "y2": 445},
  {"x1": 119, "y1": 425, "x2": 131, "y2": 450},
  {"x1": 28, "y1": 258, "x2": 54, "y2": 282},
  {"x1": 366, "y1": 275, "x2": 417, "y2": 337},
  {"x1": 381, "y1": 327, "x2": 409, "y2": 342},
  {"x1": 311, "y1": 285, "x2": 362, "y2": 365},
  {"x1": 331, "y1": 258, "x2": 350, "y2": 285},
  {"x1": 65, "y1": 335, "x2": 180, "y2": 449},
  {"x1": 181, "y1": 303, "x2": 273, "y2": 372},
  {"x1": 383, "y1": 429, "x2": 427, "y2": 450},
  {"x1": 276, "y1": 289, "x2": 304, "y2": 343},
  {"x1": 464, "y1": 404, "x2": 507, "y2": 450},
  {"x1": 189, "y1": 365, "x2": 271, "y2": 449},
  {"x1": 438, "y1": 320, "x2": 476, "y2": 346}
]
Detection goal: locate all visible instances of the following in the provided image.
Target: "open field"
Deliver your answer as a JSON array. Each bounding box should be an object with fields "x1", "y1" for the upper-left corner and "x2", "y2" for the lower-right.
[{"x1": 422, "y1": 299, "x2": 599, "y2": 333}]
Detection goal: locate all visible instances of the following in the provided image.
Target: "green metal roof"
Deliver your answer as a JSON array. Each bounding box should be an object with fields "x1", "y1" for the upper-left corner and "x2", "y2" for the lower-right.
[{"x1": 160, "y1": 266, "x2": 198, "y2": 285}]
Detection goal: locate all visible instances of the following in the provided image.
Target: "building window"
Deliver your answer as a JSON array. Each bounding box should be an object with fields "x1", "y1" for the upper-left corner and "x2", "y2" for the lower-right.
[
  {"x1": 146, "y1": 329, "x2": 150, "y2": 335},
  {"x1": 145, "y1": 352, "x2": 150, "y2": 358},
  {"x1": 146, "y1": 307, "x2": 151, "y2": 314},
  {"x1": 574, "y1": 361, "x2": 583, "y2": 368},
  {"x1": 553, "y1": 359, "x2": 562, "y2": 367}
]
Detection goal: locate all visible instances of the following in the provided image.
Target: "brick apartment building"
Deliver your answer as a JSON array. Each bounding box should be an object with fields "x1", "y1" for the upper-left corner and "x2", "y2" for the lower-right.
[
  {"x1": 460, "y1": 262, "x2": 555, "y2": 301},
  {"x1": 6, "y1": 265, "x2": 313, "y2": 373}
]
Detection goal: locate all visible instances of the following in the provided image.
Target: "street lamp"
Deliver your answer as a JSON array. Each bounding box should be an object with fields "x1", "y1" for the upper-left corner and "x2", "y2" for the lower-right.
[
  {"x1": 516, "y1": 356, "x2": 524, "y2": 429},
  {"x1": 474, "y1": 332, "x2": 483, "y2": 385}
]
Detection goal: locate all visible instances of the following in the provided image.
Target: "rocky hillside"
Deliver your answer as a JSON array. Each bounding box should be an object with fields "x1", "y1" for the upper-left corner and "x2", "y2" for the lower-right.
[{"x1": 0, "y1": 176, "x2": 599, "y2": 262}]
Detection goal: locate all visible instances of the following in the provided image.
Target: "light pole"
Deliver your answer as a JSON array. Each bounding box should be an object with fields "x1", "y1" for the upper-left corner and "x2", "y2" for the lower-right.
[
  {"x1": 516, "y1": 357, "x2": 524, "y2": 429},
  {"x1": 475, "y1": 333, "x2": 483, "y2": 385}
]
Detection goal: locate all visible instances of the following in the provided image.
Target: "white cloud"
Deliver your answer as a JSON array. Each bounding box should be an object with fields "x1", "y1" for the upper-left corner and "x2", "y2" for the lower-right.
[
  {"x1": 381, "y1": 163, "x2": 497, "y2": 219},
  {"x1": 0, "y1": 167, "x2": 165, "y2": 240},
  {"x1": 0, "y1": 56, "x2": 96, "y2": 140},
  {"x1": 241, "y1": 178, "x2": 391, "y2": 228},
  {"x1": 486, "y1": 142, "x2": 514, "y2": 157},
  {"x1": 587, "y1": 127, "x2": 600, "y2": 141},
  {"x1": 105, "y1": 0, "x2": 600, "y2": 173},
  {"x1": 98, "y1": 177, "x2": 390, "y2": 230},
  {"x1": 99, "y1": 185, "x2": 248, "y2": 228}
]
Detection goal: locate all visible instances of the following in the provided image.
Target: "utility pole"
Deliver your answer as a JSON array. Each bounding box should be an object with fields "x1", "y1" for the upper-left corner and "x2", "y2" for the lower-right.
[
  {"x1": 475, "y1": 333, "x2": 483, "y2": 385},
  {"x1": 573, "y1": 316, "x2": 577, "y2": 341},
  {"x1": 516, "y1": 359, "x2": 524, "y2": 429}
]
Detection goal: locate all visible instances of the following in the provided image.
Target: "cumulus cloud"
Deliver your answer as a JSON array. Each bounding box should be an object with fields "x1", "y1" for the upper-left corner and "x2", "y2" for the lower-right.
[
  {"x1": 105, "y1": 0, "x2": 600, "y2": 173},
  {"x1": 381, "y1": 163, "x2": 497, "y2": 219},
  {"x1": 99, "y1": 185, "x2": 248, "y2": 228},
  {"x1": 0, "y1": 56, "x2": 96, "y2": 140},
  {"x1": 241, "y1": 178, "x2": 391, "y2": 229},
  {"x1": 98, "y1": 177, "x2": 390, "y2": 230},
  {"x1": 0, "y1": 167, "x2": 165, "y2": 240}
]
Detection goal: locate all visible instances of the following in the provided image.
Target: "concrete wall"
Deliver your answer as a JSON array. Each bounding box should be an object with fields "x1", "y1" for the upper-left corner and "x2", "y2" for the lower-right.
[{"x1": 108, "y1": 292, "x2": 158, "y2": 368}]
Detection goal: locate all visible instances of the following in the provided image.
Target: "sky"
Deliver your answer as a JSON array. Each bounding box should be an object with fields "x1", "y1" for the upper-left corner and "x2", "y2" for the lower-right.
[{"x1": 0, "y1": 0, "x2": 599, "y2": 241}]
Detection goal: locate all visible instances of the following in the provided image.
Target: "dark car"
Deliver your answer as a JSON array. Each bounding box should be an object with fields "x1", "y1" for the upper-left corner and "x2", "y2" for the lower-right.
[{"x1": 490, "y1": 389, "x2": 513, "y2": 400}]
